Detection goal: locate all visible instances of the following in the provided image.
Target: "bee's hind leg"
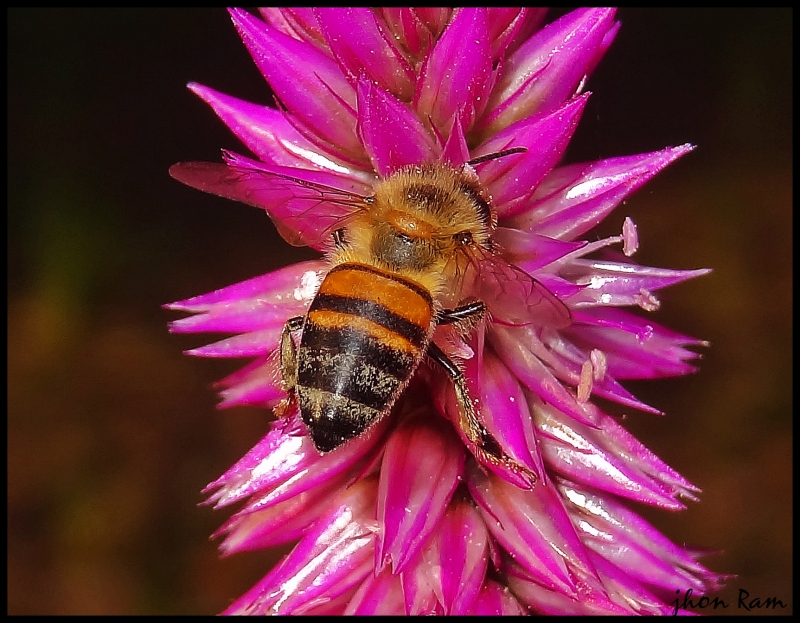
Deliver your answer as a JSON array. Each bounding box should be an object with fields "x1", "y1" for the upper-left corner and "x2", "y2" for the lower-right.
[
  {"x1": 280, "y1": 315, "x2": 304, "y2": 392},
  {"x1": 427, "y1": 341, "x2": 536, "y2": 488}
]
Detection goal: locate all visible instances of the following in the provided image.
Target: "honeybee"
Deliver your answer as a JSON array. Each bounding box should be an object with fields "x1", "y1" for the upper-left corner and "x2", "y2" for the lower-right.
[{"x1": 170, "y1": 150, "x2": 571, "y2": 484}]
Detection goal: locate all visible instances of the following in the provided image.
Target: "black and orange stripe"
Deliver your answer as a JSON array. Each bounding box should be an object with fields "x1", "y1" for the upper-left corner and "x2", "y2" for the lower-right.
[{"x1": 296, "y1": 263, "x2": 434, "y2": 452}]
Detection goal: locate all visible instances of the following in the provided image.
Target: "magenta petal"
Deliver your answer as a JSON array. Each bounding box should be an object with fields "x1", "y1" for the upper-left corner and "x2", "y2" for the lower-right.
[
  {"x1": 215, "y1": 354, "x2": 284, "y2": 410},
  {"x1": 493, "y1": 228, "x2": 586, "y2": 270},
  {"x1": 428, "y1": 500, "x2": 489, "y2": 614},
  {"x1": 533, "y1": 402, "x2": 694, "y2": 509},
  {"x1": 223, "y1": 478, "x2": 377, "y2": 615},
  {"x1": 166, "y1": 260, "x2": 325, "y2": 312},
  {"x1": 477, "y1": 350, "x2": 544, "y2": 478},
  {"x1": 228, "y1": 8, "x2": 365, "y2": 164},
  {"x1": 169, "y1": 298, "x2": 288, "y2": 335},
  {"x1": 316, "y1": 8, "x2": 415, "y2": 101},
  {"x1": 378, "y1": 8, "x2": 436, "y2": 60},
  {"x1": 203, "y1": 412, "x2": 312, "y2": 508},
  {"x1": 586, "y1": 554, "x2": 674, "y2": 615},
  {"x1": 561, "y1": 482, "x2": 711, "y2": 593},
  {"x1": 477, "y1": 94, "x2": 589, "y2": 216},
  {"x1": 502, "y1": 8, "x2": 548, "y2": 58},
  {"x1": 510, "y1": 144, "x2": 695, "y2": 240},
  {"x1": 481, "y1": 8, "x2": 617, "y2": 135},
  {"x1": 259, "y1": 8, "x2": 326, "y2": 49},
  {"x1": 438, "y1": 335, "x2": 535, "y2": 489},
  {"x1": 489, "y1": 325, "x2": 601, "y2": 428},
  {"x1": 356, "y1": 77, "x2": 439, "y2": 176},
  {"x1": 486, "y1": 8, "x2": 529, "y2": 61},
  {"x1": 439, "y1": 114, "x2": 472, "y2": 166},
  {"x1": 184, "y1": 327, "x2": 280, "y2": 358},
  {"x1": 216, "y1": 468, "x2": 354, "y2": 554},
  {"x1": 186, "y1": 83, "x2": 364, "y2": 175},
  {"x1": 505, "y1": 559, "x2": 630, "y2": 615},
  {"x1": 344, "y1": 567, "x2": 406, "y2": 615},
  {"x1": 467, "y1": 579, "x2": 526, "y2": 615},
  {"x1": 376, "y1": 412, "x2": 464, "y2": 573},
  {"x1": 401, "y1": 558, "x2": 445, "y2": 615},
  {"x1": 596, "y1": 415, "x2": 699, "y2": 500},
  {"x1": 567, "y1": 308, "x2": 706, "y2": 380},
  {"x1": 398, "y1": 499, "x2": 488, "y2": 614},
  {"x1": 467, "y1": 463, "x2": 598, "y2": 595},
  {"x1": 568, "y1": 262, "x2": 711, "y2": 308},
  {"x1": 529, "y1": 326, "x2": 664, "y2": 414},
  {"x1": 415, "y1": 7, "x2": 492, "y2": 133},
  {"x1": 244, "y1": 415, "x2": 389, "y2": 513}
]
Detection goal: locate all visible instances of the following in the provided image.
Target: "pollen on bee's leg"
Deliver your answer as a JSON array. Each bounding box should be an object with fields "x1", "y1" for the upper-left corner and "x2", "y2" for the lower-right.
[{"x1": 273, "y1": 394, "x2": 295, "y2": 419}]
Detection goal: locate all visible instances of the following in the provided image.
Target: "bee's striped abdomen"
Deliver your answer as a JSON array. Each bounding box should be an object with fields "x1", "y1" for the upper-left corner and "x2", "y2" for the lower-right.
[{"x1": 296, "y1": 263, "x2": 434, "y2": 452}]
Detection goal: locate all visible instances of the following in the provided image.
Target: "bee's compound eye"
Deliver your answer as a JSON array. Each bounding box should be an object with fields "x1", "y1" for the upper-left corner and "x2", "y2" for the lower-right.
[{"x1": 454, "y1": 231, "x2": 473, "y2": 245}]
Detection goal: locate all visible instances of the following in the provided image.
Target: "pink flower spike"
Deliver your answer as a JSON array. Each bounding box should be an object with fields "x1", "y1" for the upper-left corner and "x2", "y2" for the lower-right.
[{"x1": 168, "y1": 8, "x2": 722, "y2": 614}]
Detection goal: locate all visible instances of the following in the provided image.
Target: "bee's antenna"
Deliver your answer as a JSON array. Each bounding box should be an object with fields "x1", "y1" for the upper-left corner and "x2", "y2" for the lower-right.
[{"x1": 467, "y1": 147, "x2": 527, "y2": 167}]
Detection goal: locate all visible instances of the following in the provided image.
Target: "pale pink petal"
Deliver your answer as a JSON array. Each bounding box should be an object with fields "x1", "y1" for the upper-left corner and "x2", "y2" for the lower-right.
[
  {"x1": 165, "y1": 260, "x2": 325, "y2": 312},
  {"x1": 508, "y1": 144, "x2": 695, "y2": 240}
]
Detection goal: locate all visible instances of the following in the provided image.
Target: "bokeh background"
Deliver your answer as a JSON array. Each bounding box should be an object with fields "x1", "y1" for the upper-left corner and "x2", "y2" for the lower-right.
[{"x1": 8, "y1": 8, "x2": 791, "y2": 615}]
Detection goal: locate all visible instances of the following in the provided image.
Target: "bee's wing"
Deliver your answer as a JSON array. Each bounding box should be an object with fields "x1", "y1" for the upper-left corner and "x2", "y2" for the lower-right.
[
  {"x1": 468, "y1": 249, "x2": 572, "y2": 329},
  {"x1": 169, "y1": 162, "x2": 369, "y2": 248}
]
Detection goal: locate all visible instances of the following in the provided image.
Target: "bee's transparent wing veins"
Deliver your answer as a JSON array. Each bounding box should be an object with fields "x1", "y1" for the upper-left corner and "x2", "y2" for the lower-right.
[
  {"x1": 170, "y1": 162, "x2": 369, "y2": 248},
  {"x1": 468, "y1": 248, "x2": 571, "y2": 329}
]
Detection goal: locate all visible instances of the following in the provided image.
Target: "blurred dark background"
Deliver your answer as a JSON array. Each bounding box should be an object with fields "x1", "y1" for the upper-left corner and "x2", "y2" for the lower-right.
[{"x1": 8, "y1": 8, "x2": 791, "y2": 615}]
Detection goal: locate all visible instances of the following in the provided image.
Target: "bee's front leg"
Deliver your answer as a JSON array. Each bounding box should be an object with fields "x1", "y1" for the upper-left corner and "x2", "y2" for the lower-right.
[
  {"x1": 332, "y1": 228, "x2": 346, "y2": 249},
  {"x1": 438, "y1": 301, "x2": 486, "y2": 332}
]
